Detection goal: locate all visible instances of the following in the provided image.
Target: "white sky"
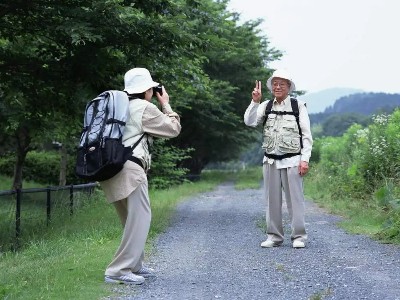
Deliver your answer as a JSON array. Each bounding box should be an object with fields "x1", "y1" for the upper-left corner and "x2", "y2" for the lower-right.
[{"x1": 227, "y1": 0, "x2": 400, "y2": 94}]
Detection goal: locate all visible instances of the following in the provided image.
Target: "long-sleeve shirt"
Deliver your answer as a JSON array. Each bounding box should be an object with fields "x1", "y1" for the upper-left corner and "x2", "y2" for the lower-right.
[
  {"x1": 244, "y1": 96, "x2": 313, "y2": 169},
  {"x1": 100, "y1": 101, "x2": 181, "y2": 203},
  {"x1": 142, "y1": 102, "x2": 181, "y2": 138},
  {"x1": 122, "y1": 100, "x2": 181, "y2": 170}
]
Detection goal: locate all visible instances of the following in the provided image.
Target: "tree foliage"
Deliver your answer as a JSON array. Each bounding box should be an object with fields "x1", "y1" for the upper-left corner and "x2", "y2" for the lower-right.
[
  {"x1": 0, "y1": 0, "x2": 279, "y2": 188},
  {"x1": 320, "y1": 113, "x2": 370, "y2": 137}
]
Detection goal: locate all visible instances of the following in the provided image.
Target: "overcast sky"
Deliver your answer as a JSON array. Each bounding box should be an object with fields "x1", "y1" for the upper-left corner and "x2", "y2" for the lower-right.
[{"x1": 227, "y1": 0, "x2": 400, "y2": 95}]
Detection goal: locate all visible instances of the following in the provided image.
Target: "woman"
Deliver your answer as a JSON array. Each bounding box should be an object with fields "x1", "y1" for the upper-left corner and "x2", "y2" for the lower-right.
[{"x1": 101, "y1": 67, "x2": 181, "y2": 284}]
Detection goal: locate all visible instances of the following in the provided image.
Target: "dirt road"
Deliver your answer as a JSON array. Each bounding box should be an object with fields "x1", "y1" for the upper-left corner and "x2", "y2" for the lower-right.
[{"x1": 116, "y1": 183, "x2": 400, "y2": 300}]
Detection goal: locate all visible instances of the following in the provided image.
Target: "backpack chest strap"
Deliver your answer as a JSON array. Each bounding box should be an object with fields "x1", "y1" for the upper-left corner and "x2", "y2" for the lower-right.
[{"x1": 106, "y1": 118, "x2": 126, "y2": 126}]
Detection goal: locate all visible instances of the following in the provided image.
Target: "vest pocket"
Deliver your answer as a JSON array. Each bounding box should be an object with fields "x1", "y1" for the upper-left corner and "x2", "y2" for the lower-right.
[
  {"x1": 278, "y1": 134, "x2": 300, "y2": 153},
  {"x1": 262, "y1": 115, "x2": 276, "y2": 151},
  {"x1": 277, "y1": 116, "x2": 300, "y2": 153},
  {"x1": 262, "y1": 131, "x2": 275, "y2": 151}
]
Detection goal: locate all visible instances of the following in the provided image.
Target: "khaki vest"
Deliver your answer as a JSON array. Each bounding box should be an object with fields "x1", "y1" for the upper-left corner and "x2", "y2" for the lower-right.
[
  {"x1": 262, "y1": 102, "x2": 301, "y2": 155},
  {"x1": 122, "y1": 99, "x2": 153, "y2": 170}
]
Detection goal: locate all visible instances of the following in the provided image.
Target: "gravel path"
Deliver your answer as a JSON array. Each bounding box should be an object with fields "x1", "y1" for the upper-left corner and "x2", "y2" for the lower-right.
[{"x1": 115, "y1": 182, "x2": 400, "y2": 300}]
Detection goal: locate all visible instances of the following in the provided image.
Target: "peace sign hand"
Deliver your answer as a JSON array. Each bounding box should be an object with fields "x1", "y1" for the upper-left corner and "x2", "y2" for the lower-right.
[{"x1": 252, "y1": 80, "x2": 262, "y2": 103}]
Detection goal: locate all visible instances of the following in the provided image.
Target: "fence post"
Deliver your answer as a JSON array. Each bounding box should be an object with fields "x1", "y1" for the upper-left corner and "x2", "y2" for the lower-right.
[
  {"x1": 46, "y1": 186, "x2": 51, "y2": 226},
  {"x1": 69, "y1": 184, "x2": 74, "y2": 216},
  {"x1": 14, "y1": 188, "x2": 21, "y2": 251}
]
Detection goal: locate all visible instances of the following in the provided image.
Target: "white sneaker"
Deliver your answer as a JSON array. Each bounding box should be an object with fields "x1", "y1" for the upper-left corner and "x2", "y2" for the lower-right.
[
  {"x1": 292, "y1": 240, "x2": 305, "y2": 248},
  {"x1": 104, "y1": 273, "x2": 145, "y2": 285},
  {"x1": 133, "y1": 266, "x2": 156, "y2": 278},
  {"x1": 260, "y1": 240, "x2": 279, "y2": 248}
]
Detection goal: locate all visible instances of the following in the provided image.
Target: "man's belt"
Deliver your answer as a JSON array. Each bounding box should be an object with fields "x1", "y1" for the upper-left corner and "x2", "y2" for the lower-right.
[
  {"x1": 264, "y1": 152, "x2": 300, "y2": 160},
  {"x1": 128, "y1": 156, "x2": 144, "y2": 170}
]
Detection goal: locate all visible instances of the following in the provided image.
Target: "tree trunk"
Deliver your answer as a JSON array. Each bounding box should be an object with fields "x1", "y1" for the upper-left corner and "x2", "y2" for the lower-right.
[
  {"x1": 12, "y1": 126, "x2": 31, "y2": 190},
  {"x1": 184, "y1": 157, "x2": 206, "y2": 175}
]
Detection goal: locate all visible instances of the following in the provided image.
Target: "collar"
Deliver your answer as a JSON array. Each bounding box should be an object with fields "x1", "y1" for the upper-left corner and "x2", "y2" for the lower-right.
[{"x1": 273, "y1": 95, "x2": 290, "y2": 105}]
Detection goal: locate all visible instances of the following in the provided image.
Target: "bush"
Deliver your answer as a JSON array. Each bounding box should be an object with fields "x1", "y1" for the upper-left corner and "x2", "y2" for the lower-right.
[
  {"x1": 0, "y1": 139, "x2": 193, "y2": 188},
  {"x1": 0, "y1": 151, "x2": 77, "y2": 186},
  {"x1": 309, "y1": 138, "x2": 322, "y2": 163},
  {"x1": 310, "y1": 109, "x2": 400, "y2": 243},
  {"x1": 148, "y1": 139, "x2": 191, "y2": 189}
]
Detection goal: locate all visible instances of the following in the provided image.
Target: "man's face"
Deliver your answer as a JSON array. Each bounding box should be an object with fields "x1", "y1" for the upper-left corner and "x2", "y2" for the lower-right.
[{"x1": 271, "y1": 77, "x2": 290, "y2": 101}]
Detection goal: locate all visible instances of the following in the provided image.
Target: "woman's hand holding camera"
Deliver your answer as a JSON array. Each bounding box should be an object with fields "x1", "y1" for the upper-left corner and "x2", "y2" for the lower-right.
[{"x1": 154, "y1": 85, "x2": 169, "y2": 106}]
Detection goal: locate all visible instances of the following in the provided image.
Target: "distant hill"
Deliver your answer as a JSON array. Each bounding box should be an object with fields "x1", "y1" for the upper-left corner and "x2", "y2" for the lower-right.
[
  {"x1": 324, "y1": 92, "x2": 400, "y2": 115},
  {"x1": 310, "y1": 92, "x2": 400, "y2": 125},
  {"x1": 298, "y1": 88, "x2": 364, "y2": 113}
]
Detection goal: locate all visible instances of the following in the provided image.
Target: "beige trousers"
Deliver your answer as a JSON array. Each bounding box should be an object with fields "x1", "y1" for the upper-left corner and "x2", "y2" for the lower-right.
[
  {"x1": 263, "y1": 163, "x2": 307, "y2": 244},
  {"x1": 105, "y1": 180, "x2": 151, "y2": 276}
]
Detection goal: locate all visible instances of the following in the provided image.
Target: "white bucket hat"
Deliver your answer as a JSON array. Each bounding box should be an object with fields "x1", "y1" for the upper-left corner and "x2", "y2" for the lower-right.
[
  {"x1": 266, "y1": 69, "x2": 296, "y2": 93},
  {"x1": 123, "y1": 68, "x2": 159, "y2": 94}
]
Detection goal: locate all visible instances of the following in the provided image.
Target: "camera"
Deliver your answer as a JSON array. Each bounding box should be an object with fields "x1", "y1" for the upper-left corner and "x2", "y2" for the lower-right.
[{"x1": 153, "y1": 84, "x2": 163, "y2": 96}]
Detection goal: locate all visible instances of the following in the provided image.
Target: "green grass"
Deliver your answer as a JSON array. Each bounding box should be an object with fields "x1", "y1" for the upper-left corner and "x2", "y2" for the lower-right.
[
  {"x1": 0, "y1": 174, "x2": 47, "y2": 191},
  {"x1": 0, "y1": 169, "x2": 260, "y2": 300},
  {"x1": 304, "y1": 167, "x2": 399, "y2": 244},
  {"x1": 0, "y1": 184, "x2": 96, "y2": 252},
  {"x1": 232, "y1": 167, "x2": 263, "y2": 190}
]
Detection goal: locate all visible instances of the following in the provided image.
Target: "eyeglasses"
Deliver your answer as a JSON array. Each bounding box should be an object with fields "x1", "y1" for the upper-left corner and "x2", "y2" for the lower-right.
[{"x1": 272, "y1": 81, "x2": 288, "y2": 88}]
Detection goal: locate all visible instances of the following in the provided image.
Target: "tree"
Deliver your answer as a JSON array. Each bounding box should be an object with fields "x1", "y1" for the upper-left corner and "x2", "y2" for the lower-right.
[
  {"x1": 0, "y1": 0, "x2": 202, "y2": 189},
  {"x1": 0, "y1": 0, "x2": 281, "y2": 187},
  {"x1": 169, "y1": 0, "x2": 281, "y2": 173},
  {"x1": 321, "y1": 113, "x2": 370, "y2": 137},
  {"x1": 0, "y1": 1, "x2": 126, "y2": 188}
]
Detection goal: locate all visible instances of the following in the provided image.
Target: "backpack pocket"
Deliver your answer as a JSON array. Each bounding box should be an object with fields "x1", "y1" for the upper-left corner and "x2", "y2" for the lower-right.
[{"x1": 76, "y1": 138, "x2": 126, "y2": 181}]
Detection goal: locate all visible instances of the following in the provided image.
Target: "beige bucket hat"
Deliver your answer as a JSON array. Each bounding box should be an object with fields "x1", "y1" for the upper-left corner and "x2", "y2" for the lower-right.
[
  {"x1": 123, "y1": 68, "x2": 159, "y2": 94},
  {"x1": 266, "y1": 69, "x2": 296, "y2": 93}
]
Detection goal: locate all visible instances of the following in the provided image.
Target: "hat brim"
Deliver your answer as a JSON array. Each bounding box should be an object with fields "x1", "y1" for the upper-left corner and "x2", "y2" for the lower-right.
[
  {"x1": 266, "y1": 77, "x2": 295, "y2": 93},
  {"x1": 124, "y1": 81, "x2": 159, "y2": 94}
]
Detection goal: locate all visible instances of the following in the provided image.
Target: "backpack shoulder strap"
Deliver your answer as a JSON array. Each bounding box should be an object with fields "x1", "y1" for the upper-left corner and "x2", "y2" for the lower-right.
[
  {"x1": 262, "y1": 100, "x2": 274, "y2": 127},
  {"x1": 124, "y1": 133, "x2": 146, "y2": 159},
  {"x1": 290, "y1": 98, "x2": 303, "y2": 149},
  {"x1": 290, "y1": 98, "x2": 299, "y2": 117},
  {"x1": 132, "y1": 133, "x2": 146, "y2": 150}
]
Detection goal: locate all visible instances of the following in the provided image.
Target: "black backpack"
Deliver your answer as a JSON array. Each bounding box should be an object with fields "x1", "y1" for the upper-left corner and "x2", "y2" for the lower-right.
[{"x1": 75, "y1": 90, "x2": 143, "y2": 182}]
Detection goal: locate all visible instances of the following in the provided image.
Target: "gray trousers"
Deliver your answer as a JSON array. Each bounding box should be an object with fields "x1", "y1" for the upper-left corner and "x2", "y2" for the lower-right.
[
  {"x1": 263, "y1": 163, "x2": 307, "y2": 244},
  {"x1": 105, "y1": 180, "x2": 151, "y2": 276}
]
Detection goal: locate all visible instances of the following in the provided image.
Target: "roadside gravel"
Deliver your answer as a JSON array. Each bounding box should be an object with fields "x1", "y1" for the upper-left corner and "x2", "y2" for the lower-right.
[{"x1": 113, "y1": 182, "x2": 400, "y2": 300}]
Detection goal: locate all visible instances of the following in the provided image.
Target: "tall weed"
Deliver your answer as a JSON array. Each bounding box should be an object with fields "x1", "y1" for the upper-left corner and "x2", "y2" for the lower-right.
[{"x1": 307, "y1": 109, "x2": 400, "y2": 242}]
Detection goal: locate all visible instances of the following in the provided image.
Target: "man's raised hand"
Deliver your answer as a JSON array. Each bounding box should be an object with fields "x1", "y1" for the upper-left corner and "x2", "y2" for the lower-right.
[{"x1": 252, "y1": 80, "x2": 262, "y2": 103}]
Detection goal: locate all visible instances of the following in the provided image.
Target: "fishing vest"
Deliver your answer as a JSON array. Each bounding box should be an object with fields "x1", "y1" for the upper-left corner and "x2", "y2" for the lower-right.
[
  {"x1": 262, "y1": 98, "x2": 303, "y2": 160},
  {"x1": 123, "y1": 98, "x2": 153, "y2": 170}
]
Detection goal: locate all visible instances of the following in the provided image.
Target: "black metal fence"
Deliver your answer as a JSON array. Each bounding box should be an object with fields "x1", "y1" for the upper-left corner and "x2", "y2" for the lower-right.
[{"x1": 0, "y1": 183, "x2": 98, "y2": 251}]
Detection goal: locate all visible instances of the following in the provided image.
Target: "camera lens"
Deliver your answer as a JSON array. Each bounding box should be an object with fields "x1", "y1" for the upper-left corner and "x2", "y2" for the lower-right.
[{"x1": 153, "y1": 84, "x2": 163, "y2": 96}]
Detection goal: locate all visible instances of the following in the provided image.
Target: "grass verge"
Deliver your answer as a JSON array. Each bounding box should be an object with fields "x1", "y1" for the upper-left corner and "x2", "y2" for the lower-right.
[
  {"x1": 231, "y1": 167, "x2": 263, "y2": 190},
  {"x1": 304, "y1": 167, "x2": 399, "y2": 243},
  {"x1": 0, "y1": 169, "x2": 260, "y2": 299}
]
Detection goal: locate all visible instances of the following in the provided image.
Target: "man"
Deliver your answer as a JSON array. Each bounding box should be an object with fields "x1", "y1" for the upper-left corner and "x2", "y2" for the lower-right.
[
  {"x1": 100, "y1": 67, "x2": 181, "y2": 284},
  {"x1": 244, "y1": 69, "x2": 313, "y2": 248}
]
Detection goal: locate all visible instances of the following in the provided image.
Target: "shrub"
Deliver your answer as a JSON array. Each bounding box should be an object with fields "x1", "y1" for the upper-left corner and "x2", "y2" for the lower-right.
[
  {"x1": 312, "y1": 109, "x2": 400, "y2": 242},
  {"x1": 0, "y1": 139, "x2": 193, "y2": 189},
  {"x1": 0, "y1": 151, "x2": 76, "y2": 186},
  {"x1": 148, "y1": 139, "x2": 191, "y2": 189}
]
